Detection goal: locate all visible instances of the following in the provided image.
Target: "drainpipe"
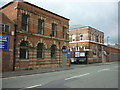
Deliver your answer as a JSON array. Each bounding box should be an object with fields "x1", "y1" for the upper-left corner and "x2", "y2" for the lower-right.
[
  {"x1": 13, "y1": 23, "x2": 17, "y2": 71},
  {"x1": 59, "y1": 41, "x2": 61, "y2": 67}
]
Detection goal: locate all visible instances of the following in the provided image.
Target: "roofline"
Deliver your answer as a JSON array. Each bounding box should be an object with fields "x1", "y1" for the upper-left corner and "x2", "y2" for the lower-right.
[
  {"x1": 0, "y1": 1, "x2": 13, "y2": 10},
  {"x1": 69, "y1": 25, "x2": 104, "y2": 34},
  {"x1": 1, "y1": 1, "x2": 70, "y2": 21},
  {"x1": 69, "y1": 26, "x2": 88, "y2": 30},
  {"x1": 0, "y1": 12, "x2": 15, "y2": 24},
  {"x1": 87, "y1": 26, "x2": 104, "y2": 34}
]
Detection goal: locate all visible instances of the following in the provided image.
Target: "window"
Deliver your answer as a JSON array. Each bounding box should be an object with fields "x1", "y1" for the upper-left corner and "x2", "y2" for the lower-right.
[
  {"x1": 80, "y1": 34, "x2": 83, "y2": 40},
  {"x1": 51, "y1": 23, "x2": 56, "y2": 37},
  {"x1": 93, "y1": 49, "x2": 96, "y2": 55},
  {"x1": 72, "y1": 35, "x2": 76, "y2": 41},
  {"x1": 20, "y1": 41, "x2": 28, "y2": 59},
  {"x1": 51, "y1": 45, "x2": 56, "y2": 59},
  {"x1": 22, "y1": 14, "x2": 28, "y2": 31},
  {"x1": 93, "y1": 35, "x2": 96, "y2": 41},
  {"x1": 38, "y1": 19, "x2": 44, "y2": 34},
  {"x1": 37, "y1": 43, "x2": 43, "y2": 59},
  {"x1": 62, "y1": 26, "x2": 66, "y2": 39},
  {"x1": 0, "y1": 23, "x2": 10, "y2": 33}
]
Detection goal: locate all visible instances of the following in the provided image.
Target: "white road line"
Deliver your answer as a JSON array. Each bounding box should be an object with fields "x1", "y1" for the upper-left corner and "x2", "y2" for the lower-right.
[
  {"x1": 25, "y1": 84, "x2": 42, "y2": 88},
  {"x1": 97, "y1": 68, "x2": 110, "y2": 72},
  {"x1": 65, "y1": 73, "x2": 90, "y2": 80}
]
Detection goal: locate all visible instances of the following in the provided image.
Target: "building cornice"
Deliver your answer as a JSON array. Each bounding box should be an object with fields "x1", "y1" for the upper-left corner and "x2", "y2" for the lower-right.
[
  {"x1": 17, "y1": 30, "x2": 69, "y2": 42},
  {"x1": 69, "y1": 40, "x2": 105, "y2": 46},
  {"x1": 1, "y1": 1, "x2": 69, "y2": 21}
]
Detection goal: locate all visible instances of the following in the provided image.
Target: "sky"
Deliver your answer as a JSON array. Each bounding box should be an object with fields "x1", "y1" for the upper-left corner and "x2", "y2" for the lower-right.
[{"x1": 1, "y1": 0, "x2": 119, "y2": 45}]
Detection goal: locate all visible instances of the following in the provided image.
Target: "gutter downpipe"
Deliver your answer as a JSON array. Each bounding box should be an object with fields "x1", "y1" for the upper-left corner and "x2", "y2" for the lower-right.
[{"x1": 13, "y1": 23, "x2": 17, "y2": 71}]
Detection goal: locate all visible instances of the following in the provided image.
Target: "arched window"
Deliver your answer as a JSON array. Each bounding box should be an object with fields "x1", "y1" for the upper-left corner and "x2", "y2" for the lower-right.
[
  {"x1": 80, "y1": 34, "x2": 83, "y2": 40},
  {"x1": 51, "y1": 45, "x2": 56, "y2": 59},
  {"x1": 37, "y1": 43, "x2": 43, "y2": 59},
  {"x1": 20, "y1": 41, "x2": 28, "y2": 59},
  {"x1": 72, "y1": 35, "x2": 76, "y2": 41}
]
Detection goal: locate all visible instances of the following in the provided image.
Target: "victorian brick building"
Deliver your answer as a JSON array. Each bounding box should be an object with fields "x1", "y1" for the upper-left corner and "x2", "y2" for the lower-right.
[
  {"x1": 69, "y1": 25, "x2": 105, "y2": 63},
  {"x1": 1, "y1": 0, "x2": 70, "y2": 72}
]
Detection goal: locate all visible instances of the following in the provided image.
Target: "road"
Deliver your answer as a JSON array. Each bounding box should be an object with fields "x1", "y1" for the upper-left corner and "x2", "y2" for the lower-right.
[{"x1": 2, "y1": 62, "x2": 119, "y2": 89}]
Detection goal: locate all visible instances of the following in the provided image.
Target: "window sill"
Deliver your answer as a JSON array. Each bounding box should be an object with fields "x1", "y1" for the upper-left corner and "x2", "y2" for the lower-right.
[
  {"x1": 2, "y1": 32, "x2": 11, "y2": 35},
  {"x1": 20, "y1": 59, "x2": 29, "y2": 61},
  {"x1": 37, "y1": 58, "x2": 44, "y2": 60},
  {"x1": 51, "y1": 58, "x2": 56, "y2": 60}
]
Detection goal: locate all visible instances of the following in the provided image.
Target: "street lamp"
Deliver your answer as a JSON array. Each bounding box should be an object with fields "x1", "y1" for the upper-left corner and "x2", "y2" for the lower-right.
[{"x1": 107, "y1": 36, "x2": 110, "y2": 46}]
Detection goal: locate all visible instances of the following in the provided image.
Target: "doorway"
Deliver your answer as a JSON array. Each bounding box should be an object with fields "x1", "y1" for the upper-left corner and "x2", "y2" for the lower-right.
[{"x1": 62, "y1": 46, "x2": 67, "y2": 67}]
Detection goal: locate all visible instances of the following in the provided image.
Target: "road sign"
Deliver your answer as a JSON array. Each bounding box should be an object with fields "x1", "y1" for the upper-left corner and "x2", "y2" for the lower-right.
[
  {"x1": 0, "y1": 35, "x2": 10, "y2": 50},
  {"x1": 67, "y1": 52, "x2": 71, "y2": 59}
]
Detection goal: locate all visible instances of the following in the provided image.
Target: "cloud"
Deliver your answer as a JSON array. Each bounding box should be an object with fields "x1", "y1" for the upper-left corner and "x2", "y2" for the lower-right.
[{"x1": 0, "y1": 0, "x2": 118, "y2": 45}]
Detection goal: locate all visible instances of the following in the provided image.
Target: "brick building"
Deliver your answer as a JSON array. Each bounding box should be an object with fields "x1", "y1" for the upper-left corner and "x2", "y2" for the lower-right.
[
  {"x1": 0, "y1": 12, "x2": 15, "y2": 72},
  {"x1": 1, "y1": 0, "x2": 70, "y2": 72},
  {"x1": 69, "y1": 25, "x2": 105, "y2": 63},
  {"x1": 105, "y1": 46, "x2": 120, "y2": 62}
]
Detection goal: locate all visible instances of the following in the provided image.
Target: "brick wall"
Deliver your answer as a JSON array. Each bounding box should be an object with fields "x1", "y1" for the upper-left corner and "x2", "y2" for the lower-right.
[
  {"x1": 105, "y1": 46, "x2": 120, "y2": 62},
  {"x1": 0, "y1": 12, "x2": 15, "y2": 72},
  {"x1": 69, "y1": 26, "x2": 104, "y2": 63},
  {"x1": 1, "y1": 1, "x2": 70, "y2": 71}
]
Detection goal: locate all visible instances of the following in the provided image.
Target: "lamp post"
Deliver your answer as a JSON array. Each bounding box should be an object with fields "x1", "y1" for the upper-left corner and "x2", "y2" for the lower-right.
[
  {"x1": 107, "y1": 36, "x2": 110, "y2": 46},
  {"x1": 76, "y1": 29, "x2": 79, "y2": 51}
]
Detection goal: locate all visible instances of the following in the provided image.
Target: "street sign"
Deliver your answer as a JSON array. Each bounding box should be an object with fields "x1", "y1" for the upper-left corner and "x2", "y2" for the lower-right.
[
  {"x1": 0, "y1": 35, "x2": 10, "y2": 50},
  {"x1": 62, "y1": 49, "x2": 68, "y2": 53},
  {"x1": 67, "y1": 52, "x2": 71, "y2": 59}
]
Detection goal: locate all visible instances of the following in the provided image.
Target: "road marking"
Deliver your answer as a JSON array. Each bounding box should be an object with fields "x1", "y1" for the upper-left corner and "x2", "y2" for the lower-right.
[
  {"x1": 65, "y1": 73, "x2": 90, "y2": 80},
  {"x1": 97, "y1": 68, "x2": 110, "y2": 72},
  {"x1": 25, "y1": 84, "x2": 42, "y2": 88}
]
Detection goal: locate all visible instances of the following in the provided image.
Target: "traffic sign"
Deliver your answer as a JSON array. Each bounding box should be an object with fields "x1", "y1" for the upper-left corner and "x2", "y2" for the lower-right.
[{"x1": 67, "y1": 52, "x2": 71, "y2": 59}]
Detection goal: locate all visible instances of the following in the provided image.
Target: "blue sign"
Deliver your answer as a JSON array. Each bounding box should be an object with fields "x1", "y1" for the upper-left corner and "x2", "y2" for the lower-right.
[
  {"x1": 67, "y1": 52, "x2": 71, "y2": 59},
  {"x1": 62, "y1": 49, "x2": 68, "y2": 53},
  {"x1": 0, "y1": 35, "x2": 10, "y2": 50}
]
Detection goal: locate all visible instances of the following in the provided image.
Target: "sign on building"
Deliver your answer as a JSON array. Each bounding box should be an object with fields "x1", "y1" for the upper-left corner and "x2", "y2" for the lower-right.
[
  {"x1": 0, "y1": 35, "x2": 10, "y2": 50},
  {"x1": 75, "y1": 52, "x2": 80, "y2": 57},
  {"x1": 67, "y1": 52, "x2": 71, "y2": 59},
  {"x1": 79, "y1": 52, "x2": 85, "y2": 57},
  {"x1": 62, "y1": 49, "x2": 68, "y2": 53},
  {"x1": 75, "y1": 52, "x2": 86, "y2": 57}
]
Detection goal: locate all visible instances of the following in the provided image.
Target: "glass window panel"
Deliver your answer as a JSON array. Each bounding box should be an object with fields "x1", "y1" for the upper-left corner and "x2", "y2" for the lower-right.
[
  {"x1": 22, "y1": 15, "x2": 28, "y2": 31},
  {"x1": 5, "y1": 25, "x2": 9, "y2": 32}
]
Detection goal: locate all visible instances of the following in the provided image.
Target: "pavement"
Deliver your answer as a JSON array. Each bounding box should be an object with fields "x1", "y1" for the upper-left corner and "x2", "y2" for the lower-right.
[{"x1": 2, "y1": 62, "x2": 116, "y2": 78}]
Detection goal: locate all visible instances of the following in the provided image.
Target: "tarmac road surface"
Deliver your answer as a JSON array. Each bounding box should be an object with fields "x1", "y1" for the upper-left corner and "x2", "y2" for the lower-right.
[{"x1": 2, "y1": 62, "x2": 119, "y2": 89}]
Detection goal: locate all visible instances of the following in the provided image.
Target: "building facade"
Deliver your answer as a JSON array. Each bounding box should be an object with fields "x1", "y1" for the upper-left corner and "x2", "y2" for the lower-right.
[
  {"x1": 1, "y1": 0, "x2": 70, "y2": 72},
  {"x1": 69, "y1": 25, "x2": 105, "y2": 63},
  {"x1": 0, "y1": 12, "x2": 15, "y2": 72}
]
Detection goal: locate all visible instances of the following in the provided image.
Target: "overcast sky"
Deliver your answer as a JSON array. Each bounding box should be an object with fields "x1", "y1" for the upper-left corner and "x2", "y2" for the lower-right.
[{"x1": 1, "y1": 0, "x2": 119, "y2": 45}]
